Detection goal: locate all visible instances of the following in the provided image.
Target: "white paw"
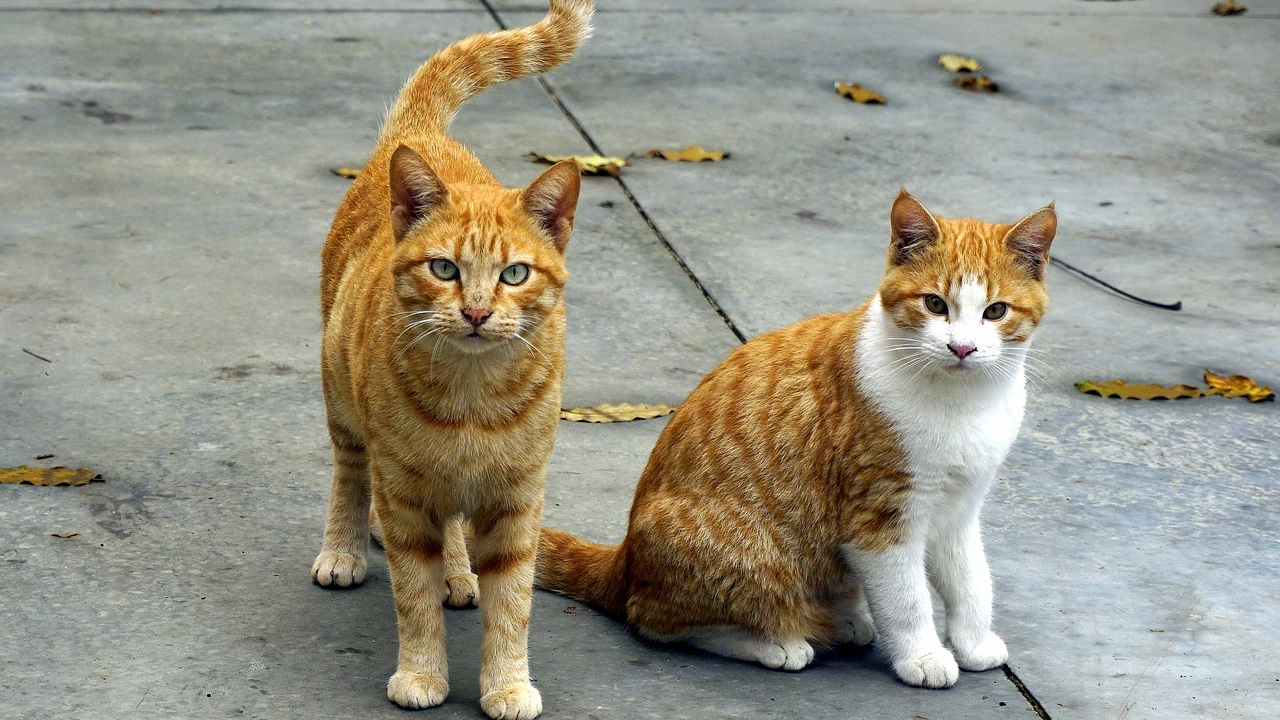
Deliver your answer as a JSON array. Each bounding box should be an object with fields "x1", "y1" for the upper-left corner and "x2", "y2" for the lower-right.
[
  {"x1": 835, "y1": 609, "x2": 876, "y2": 646},
  {"x1": 387, "y1": 671, "x2": 448, "y2": 709},
  {"x1": 311, "y1": 550, "x2": 366, "y2": 588},
  {"x1": 758, "y1": 638, "x2": 815, "y2": 672},
  {"x1": 480, "y1": 682, "x2": 542, "y2": 720},
  {"x1": 443, "y1": 572, "x2": 479, "y2": 608},
  {"x1": 953, "y1": 632, "x2": 1008, "y2": 672},
  {"x1": 893, "y1": 647, "x2": 960, "y2": 688}
]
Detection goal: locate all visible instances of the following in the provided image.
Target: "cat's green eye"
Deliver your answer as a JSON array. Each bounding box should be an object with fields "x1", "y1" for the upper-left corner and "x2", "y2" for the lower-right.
[
  {"x1": 429, "y1": 259, "x2": 459, "y2": 281},
  {"x1": 499, "y1": 263, "x2": 530, "y2": 286},
  {"x1": 924, "y1": 294, "x2": 948, "y2": 315},
  {"x1": 983, "y1": 302, "x2": 1008, "y2": 321}
]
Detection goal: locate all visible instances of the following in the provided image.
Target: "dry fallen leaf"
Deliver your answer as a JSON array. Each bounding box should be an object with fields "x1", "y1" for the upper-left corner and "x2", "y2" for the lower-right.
[
  {"x1": 939, "y1": 53, "x2": 983, "y2": 73},
  {"x1": 955, "y1": 75, "x2": 999, "y2": 93},
  {"x1": 329, "y1": 166, "x2": 362, "y2": 179},
  {"x1": 834, "y1": 82, "x2": 886, "y2": 104},
  {"x1": 560, "y1": 403, "x2": 677, "y2": 423},
  {"x1": 643, "y1": 146, "x2": 729, "y2": 162},
  {"x1": 1204, "y1": 370, "x2": 1274, "y2": 402},
  {"x1": 527, "y1": 153, "x2": 628, "y2": 176},
  {"x1": 51, "y1": 532, "x2": 80, "y2": 539},
  {"x1": 563, "y1": 605, "x2": 579, "y2": 614},
  {"x1": 0, "y1": 466, "x2": 103, "y2": 486},
  {"x1": 1076, "y1": 380, "x2": 1208, "y2": 401},
  {"x1": 1212, "y1": 1, "x2": 1247, "y2": 15}
]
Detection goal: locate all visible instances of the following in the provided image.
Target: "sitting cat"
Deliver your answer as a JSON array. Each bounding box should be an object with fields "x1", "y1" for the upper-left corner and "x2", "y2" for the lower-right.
[
  {"x1": 537, "y1": 190, "x2": 1055, "y2": 688},
  {"x1": 310, "y1": 2, "x2": 593, "y2": 718}
]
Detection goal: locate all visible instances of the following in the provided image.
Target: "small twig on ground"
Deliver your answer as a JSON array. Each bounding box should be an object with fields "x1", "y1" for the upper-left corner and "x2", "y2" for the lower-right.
[
  {"x1": 22, "y1": 348, "x2": 53, "y2": 363},
  {"x1": 1049, "y1": 256, "x2": 1182, "y2": 311}
]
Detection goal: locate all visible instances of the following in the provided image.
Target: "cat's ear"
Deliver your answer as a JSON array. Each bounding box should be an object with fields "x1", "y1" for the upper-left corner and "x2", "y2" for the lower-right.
[
  {"x1": 519, "y1": 160, "x2": 581, "y2": 254},
  {"x1": 1003, "y1": 203, "x2": 1057, "y2": 280},
  {"x1": 889, "y1": 188, "x2": 942, "y2": 265},
  {"x1": 389, "y1": 145, "x2": 448, "y2": 243}
]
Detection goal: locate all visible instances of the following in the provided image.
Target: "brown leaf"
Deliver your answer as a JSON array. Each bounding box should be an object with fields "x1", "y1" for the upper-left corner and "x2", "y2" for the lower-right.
[
  {"x1": 329, "y1": 166, "x2": 362, "y2": 179},
  {"x1": 51, "y1": 532, "x2": 80, "y2": 539},
  {"x1": 1212, "y1": 1, "x2": 1247, "y2": 15},
  {"x1": 643, "y1": 146, "x2": 729, "y2": 162},
  {"x1": 560, "y1": 403, "x2": 677, "y2": 423},
  {"x1": 939, "y1": 53, "x2": 984, "y2": 73},
  {"x1": 0, "y1": 466, "x2": 103, "y2": 486},
  {"x1": 1204, "y1": 370, "x2": 1274, "y2": 402},
  {"x1": 1076, "y1": 380, "x2": 1208, "y2": 401},
  {"x1": 955, "y1": 75, "x2": 999, "y2": 93},
  {"x1": 834, "y1": 82, "x2": 886, "y2": 104},
  {"x1": 527, "y1": 153, "x2": 628, "y2": 176},
  {"x1": 563, "y1": 605, "x2": 579, "y2": 614},
  {"x1": 33, "y1": 453, "x2": 55, "y2": 460}
]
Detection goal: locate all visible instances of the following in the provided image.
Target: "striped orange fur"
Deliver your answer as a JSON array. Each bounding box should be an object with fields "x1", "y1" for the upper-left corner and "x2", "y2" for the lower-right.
[
  {"x1": 538, "y1": 190, "x2": 1057, "y2": 687},
  {"x1": 311, "y1": 3, "x2": 593, "y2": 719}
]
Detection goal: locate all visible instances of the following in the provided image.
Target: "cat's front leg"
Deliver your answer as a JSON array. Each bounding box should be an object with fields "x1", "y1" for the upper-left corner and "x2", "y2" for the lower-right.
[
  {"x1": 474, "y1": 503, "x2": 543, "y2": 720},
  {"x1": 379, "y1": 492, "x2": 451, "y2": 709},
  {"x1": 929, "y1": 517, "x2": 1008, "y2": 672},
  {"x1": 842, "y1": 539, "x2": 959, "y2": 688},
  {"x1": 312, "y1": 433, "x2": 371, "y2": 588}
]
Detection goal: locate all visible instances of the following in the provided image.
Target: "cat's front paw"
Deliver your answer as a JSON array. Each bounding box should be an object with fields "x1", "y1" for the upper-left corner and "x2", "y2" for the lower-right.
[
  {"x1": 388, "y1": 670, "x2": 449, "y2": 709},
  {"x1": 311, "y1": 550, "x2": 366, "y2": 588},
  {"x1": 759, "y1": 638, "x2": 815, "y2": 672},
  {"x1": 892, "y1": 647, "x2": 960, "y2": 688},
  {"x1": 953, "y1": 632, "x2": 1008, "y2": 672},
  {"x1": 443, "y1": 571, "x2": 479, "y2": 608},
  {"x1": 480, "y1": 682, "x2": 542, "y2": 720}
]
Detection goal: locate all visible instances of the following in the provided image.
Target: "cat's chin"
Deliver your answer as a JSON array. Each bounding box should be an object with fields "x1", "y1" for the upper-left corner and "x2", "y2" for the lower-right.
[{"x1": 448, "y1": 334, "x2": 505, "y2": 355}]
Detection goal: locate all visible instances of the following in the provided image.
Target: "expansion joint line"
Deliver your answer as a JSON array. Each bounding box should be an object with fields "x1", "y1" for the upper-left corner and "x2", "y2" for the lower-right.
[{"x1": 479, "y1": 0, "x2": 748, "y2": 345}]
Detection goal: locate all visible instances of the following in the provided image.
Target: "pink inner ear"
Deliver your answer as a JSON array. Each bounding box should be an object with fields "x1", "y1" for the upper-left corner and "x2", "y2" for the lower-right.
[
  {"x1": 521, "y1": 161, "x2": 580, "y2": 253},
  {"x1": 889, "y1": 191, "x2": 941, "y2": 264},
  {"x1": 389, "y1": 145, "x2": 446, "y2": 241},
  {"x1": 1004, "y1": 207, "x2": 1057, "y2": 278}
]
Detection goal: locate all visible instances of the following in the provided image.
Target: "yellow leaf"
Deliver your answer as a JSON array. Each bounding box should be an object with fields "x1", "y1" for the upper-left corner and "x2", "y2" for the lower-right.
[
  {"x1": 527, "y1": 153, "x2": 628, "y2": 176},
  {"x1": 329, "y1": 166, "x2": 362, "y2": 179},
  {"x1": 1204, "y1": 370, "x2": 1274, "y2": 402},
  {"x1": 1075, "y1": 380, "x2": 1208, "y2": 401},
  {"x1": 954, "y1": 75, "x2": 999, "y2": 93},
  {"x1": 0, "y1": 466, "x2": 103, "y2": 486},
  {"x1": 643, "y1": 146, "x2": 729, "y2": 162},
  {"x1": 939, "y1": 53, "x2": 984, "y2": 73},
  {"x1": 560, "y1": 403, "x2": 677, "y2": 423},
  {"x1": 1212, "y1": 1, "x2": 1247, "y2": 15},
  {"x1": 834, "y1": 82, "x2": 886, "y2": 104}
]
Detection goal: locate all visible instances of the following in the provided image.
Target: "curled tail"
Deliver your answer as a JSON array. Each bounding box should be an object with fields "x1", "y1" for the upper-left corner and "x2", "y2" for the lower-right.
[
  {"x1": 536, "y1": 527, "x2": 627, "y2": 616},
  {"x1": 384, "y1": 0, "x2": 594, "y2": 134}
]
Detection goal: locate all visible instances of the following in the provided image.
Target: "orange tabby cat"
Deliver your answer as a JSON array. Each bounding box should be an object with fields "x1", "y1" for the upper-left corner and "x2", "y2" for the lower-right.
[
  {"x1": 538, "y1": 190, "x2": 1056, "y2": 688},
  {"x1": 310, "y1": 2, "x2": 593, "y2": 718}
]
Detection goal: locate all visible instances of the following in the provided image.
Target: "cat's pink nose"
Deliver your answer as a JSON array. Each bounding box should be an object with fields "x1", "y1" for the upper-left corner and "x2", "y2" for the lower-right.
[
  {"x1": 462, "y1": 307, "x2": 491, "y2": 327},
  {"x1": 948, "y1": 343, "x2": 976, "y2": 359}
]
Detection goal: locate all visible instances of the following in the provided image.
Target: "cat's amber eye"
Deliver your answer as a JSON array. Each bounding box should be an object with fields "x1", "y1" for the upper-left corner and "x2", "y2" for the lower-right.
[
  {"x1": 429, "y1": 259, "x2": 459, "y2": 281},
  {"x1": 983, "y1": 302, "x2": 1008, "y2": 321},
  {"x1": 499, "y1": 263, "x2": 530, "y2": 286},
  {"x1": 924, "y1": 294, "x2": 948, "y2": 315}
]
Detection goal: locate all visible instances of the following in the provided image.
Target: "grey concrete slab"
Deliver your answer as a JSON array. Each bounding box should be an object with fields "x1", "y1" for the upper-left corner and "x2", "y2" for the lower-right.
[{"x1": 504, "y1": 4, "x2": 1280, "y2": 719}]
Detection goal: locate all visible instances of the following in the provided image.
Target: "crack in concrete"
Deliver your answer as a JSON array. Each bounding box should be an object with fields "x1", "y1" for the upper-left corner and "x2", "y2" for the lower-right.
[{"x1": 479, "y1": 0, "x2": 748, "y2": 345}]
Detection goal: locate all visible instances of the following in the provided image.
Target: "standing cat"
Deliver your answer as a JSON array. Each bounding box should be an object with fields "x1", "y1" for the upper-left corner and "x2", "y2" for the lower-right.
[
  {"x1": 311, "y1": 2, "x2": 593, "y2": 718},
  {"x1": 537, "y1": 190, "x2": 1056, "y2": 688}
]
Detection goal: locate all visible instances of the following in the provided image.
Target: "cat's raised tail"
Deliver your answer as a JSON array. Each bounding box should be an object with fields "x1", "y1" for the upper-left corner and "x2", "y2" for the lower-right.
[
  {"x1": 383, "y1": 0, "x2": 594, "y2": 135},
  {"x1": 536, "y1": 528, "x2": 628, "y2": 616}
]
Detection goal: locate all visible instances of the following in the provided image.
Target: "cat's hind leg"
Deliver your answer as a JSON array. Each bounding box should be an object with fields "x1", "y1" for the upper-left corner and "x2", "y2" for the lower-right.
[
  {"x1": 442, "y1": 514, "x2": 479, "y2": 608},
  {"x1": 831, "y1": 584, "x2": 876, "y2": 647},
  {"x1": 312, "y1": 422, "x2": 371, "y2": 588},
  {"x1": 673, "y1": 628, "x2": 815, "y2": 672}
]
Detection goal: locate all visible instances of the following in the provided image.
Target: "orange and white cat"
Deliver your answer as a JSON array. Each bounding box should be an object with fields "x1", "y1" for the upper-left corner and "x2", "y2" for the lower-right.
[
  {"x1": 311, "y1": 2, "x2": 593, "y2": 718},
  {"x1": 537, "y1": 190, "x2": 1056, "y2": 688}
]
